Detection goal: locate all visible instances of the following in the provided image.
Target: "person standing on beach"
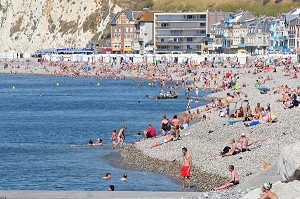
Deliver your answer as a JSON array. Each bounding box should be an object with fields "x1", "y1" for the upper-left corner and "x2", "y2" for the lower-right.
[
  {"x1": 182, "y1": 114, "x2": 190, "y2": 129},
  {"x1": 113, "y1": 125, "x2": 127, "y2": 149},
  {"x1": 181, "y1": 147, "x2": 192, "y2": 189}
]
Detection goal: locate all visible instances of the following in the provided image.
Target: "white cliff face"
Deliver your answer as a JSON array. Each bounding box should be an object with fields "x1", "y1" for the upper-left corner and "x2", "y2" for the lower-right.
[{"x1": 0, "y1": 0, "x2": 121, "y2": 53}]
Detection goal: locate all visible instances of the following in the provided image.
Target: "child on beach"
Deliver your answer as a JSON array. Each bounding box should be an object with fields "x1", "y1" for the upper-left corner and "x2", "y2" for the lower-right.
[{"x1": 111, "y1": 129, "x2": 117, "y2": 147}]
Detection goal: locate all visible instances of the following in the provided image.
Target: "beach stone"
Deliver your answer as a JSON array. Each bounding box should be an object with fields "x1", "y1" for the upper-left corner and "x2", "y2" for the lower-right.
[
  {"x1": 242, "y1": 180, "x2": 300, "y2": 199},
  {"x1": 242, "y1": 188, "x2": 262, "y2": 199},
  {"x1": 272, "y1": 180, "x2": 300, "y2": 199},
  {"x1": 278, "y1": 141, "x2": 300, "y2": 181}
]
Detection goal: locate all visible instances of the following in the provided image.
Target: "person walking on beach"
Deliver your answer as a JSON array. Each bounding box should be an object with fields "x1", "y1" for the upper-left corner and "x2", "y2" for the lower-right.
[
  {"x1": 259, "y1": 182, "x2": 278, "y2": 199},
  {"x1": 113, "y1": 125, "x2": 127, "y2": 149},
  {"x1": 213, "y1": 165, "x2": 239, "y2": 190},
  {"x1": 181, "y1": 147, "x2": 192, "y2": 189}
]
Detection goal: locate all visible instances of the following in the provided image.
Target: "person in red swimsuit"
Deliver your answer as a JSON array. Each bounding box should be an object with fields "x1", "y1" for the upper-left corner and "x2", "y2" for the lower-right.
[{"x1": 181, "y1": 147, "x2": 192, "y2": 189}]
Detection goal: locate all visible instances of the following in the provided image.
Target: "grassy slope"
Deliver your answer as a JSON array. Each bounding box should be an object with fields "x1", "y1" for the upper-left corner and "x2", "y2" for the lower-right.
[{"x1": 148, "y1": 0, "x2": 300, "y2": 16}]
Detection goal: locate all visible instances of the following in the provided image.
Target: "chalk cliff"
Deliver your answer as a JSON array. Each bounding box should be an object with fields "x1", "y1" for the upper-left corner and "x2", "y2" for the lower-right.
[{"x1": 0, "y1": 0, "x2": 121, "y2": 52}]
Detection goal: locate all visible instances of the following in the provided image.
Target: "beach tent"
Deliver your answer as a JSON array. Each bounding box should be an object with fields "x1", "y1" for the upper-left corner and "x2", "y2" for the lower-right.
[{"x1": 133, "y1": 54, "x2": 143, "y2": 63}]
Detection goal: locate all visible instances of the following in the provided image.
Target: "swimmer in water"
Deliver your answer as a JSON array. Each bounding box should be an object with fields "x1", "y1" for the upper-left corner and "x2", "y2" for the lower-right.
[
  {"x1": 87, "y1": 140, "x2": 94, "y2": 146},
  {"x1": 120, "y1": 173, "x2": 127, "y2": 181},
  {"x1": 103, "y1": 173, "x2": 111, "y2": 180},
  {"x1": 95, "y1": 138, "x2": 102, "y2": 145}
]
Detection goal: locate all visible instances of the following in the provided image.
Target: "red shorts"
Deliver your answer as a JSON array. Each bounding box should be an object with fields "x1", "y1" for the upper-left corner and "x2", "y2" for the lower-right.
[{"x1": 181, "y1": 166, "x2": 190, "y2": 177}]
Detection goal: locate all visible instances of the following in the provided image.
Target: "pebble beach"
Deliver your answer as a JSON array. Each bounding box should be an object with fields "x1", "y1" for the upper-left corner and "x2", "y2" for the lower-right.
[
  {"x1": 125, "y1": 64, "x2": 300, "y2": 196},
  {"x1": 1, "y1": 57, "x2": 300, "y2": 197}
]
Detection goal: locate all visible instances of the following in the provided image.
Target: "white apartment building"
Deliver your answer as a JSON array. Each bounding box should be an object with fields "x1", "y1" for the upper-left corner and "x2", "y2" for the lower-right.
[{"x1": 154, "y1": 11, "x2": 230, "y2": 54}]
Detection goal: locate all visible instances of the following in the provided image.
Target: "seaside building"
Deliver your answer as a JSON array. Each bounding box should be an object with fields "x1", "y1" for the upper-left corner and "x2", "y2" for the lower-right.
[
  {"x1": 110, "y1": 9, "x2": 141, "y2": 54},
  {"x1": 217, "y1": 12, "x2": 255, "y2": 54},
  {"x1": 243, "y1": 17, "x2": 273, "y2": 55},
  {"x1": 154, "y1": 11, "x2": 230, "y2": 54},
  {"x1": 281, "y1": 8, "x2": 300, "y2": 54},
  {"x1": 267, "y1": 18, "x2": 286, "y2": 53},
  {"x1": 134, "y1": 8, "x2": 158, "y2": 54},
  {"x1": 110, "y1": 9, "x2": 158, "y2": 54}
]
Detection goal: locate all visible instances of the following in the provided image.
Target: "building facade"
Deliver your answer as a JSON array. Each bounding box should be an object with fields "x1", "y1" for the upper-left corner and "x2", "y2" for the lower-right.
[
  {"x1": 110, "y1": 9, "x2": 141, "y2": 54},
  {"x1": 134, "y1": 8, "x2": 157, "y2": 54},
  {"x1": 154, "y1": 11, "x2": 230, "y2": 54}
]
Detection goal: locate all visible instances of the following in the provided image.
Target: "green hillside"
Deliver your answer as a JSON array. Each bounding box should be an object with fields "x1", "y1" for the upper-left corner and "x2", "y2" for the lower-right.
[{"x1": 115, "y1": 0, "x2": 300, "y2": 16}]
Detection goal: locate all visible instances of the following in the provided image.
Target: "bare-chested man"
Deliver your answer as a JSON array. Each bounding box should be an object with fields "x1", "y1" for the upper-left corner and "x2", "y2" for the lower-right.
[
  {"x1": 182, "y1": 114, "x2": 190, "y2": 129},
  {"x1": 237, "y1": 133, "x2": 266, "y2": 151},
  {"x1": 259, "y1": 182, "x2": 278, "y2": 199},
  {"x1": 113, "y1": 125, "x2": 127, "y2": 149},
  {"x1": 219, "y1": 138, "x2": 242, "y2": 157},
  {"x1": 181, "y1": 147, "x2": 192, "y2": 189},
  {"x1": 213, "y1": 165, "x2": 240, "y2": 190}
]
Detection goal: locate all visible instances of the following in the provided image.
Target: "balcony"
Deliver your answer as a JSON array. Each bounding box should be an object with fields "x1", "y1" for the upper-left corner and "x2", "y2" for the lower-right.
[
  {"x1": 156, "y1": 48, "x2": 201, "y2": 52},
  {"x1": 156, "y1": 18, "x2": 206, "y2": 22},
  {"x1": 124, "y1": 47, "x2": 133, "y2": 52},
  {"x1": 111, "y1": 40, "x2": 121, "y2": 44},
  {"x1": 156, "y1": 33, "x2": 206, "y2": 37},
  {"x1": 136, "y1": 37, "x2": 143, "y2": 42},
  {"x1": 288, "y1": 30, "x2": 295, "y2": 35},
  {"x1": 156, "y1": 26, "x2": 206, "y2": 30},
  {"x1": 112, "y1": 47, "x2": 121, "y2": 51},
  {"x1": 156, "y1": 41, "x2": 201, "y2": 45}
]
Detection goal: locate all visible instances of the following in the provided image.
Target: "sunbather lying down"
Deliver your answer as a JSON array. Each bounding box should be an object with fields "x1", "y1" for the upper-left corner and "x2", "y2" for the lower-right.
[
  {"x1": 151, "y1": 132, "x2": 175, "y2": 148},
  {"x1": 215, "y1": 136, "x2": 267, "y2": 158}
]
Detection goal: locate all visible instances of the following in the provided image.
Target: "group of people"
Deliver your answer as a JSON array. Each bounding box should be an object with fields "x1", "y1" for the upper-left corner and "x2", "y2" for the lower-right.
[
  {"x1": 103, "y1": 172, "x2": 128, "y2": 192},
  {"x1": 218, "y1": 133, "x2": 266, "y2": 157}
]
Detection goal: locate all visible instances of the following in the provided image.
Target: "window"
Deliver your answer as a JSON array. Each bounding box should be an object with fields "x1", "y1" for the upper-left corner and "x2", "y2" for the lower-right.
[
  {"x1": 161, "y1": 23, "x2": 169, "y2": 27},
  {"x1": 161, "y1": 38, "x2": 164, "y2": 42},
  {"x1": 187, "y1": 38, "x2": 193, "y2": 42},
  {"x1": 186, "y1": 15, "x2": 195, "y2": 19}
]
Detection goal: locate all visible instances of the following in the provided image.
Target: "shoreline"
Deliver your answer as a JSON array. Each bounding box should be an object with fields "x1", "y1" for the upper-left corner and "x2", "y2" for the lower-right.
[
  {"x1": 119, "y1": 64, "x2": 300, "y2": 195},
  {"x1": 2, "y1": 57, "x2": 300, "y2": 197},
  {"x1": 112, "y1": 144, "x2": 227, "y2": 192}
]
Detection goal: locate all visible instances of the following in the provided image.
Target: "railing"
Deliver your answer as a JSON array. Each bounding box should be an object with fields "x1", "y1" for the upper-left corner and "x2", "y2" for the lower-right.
[
  {"x1": 156, "y1": 26, "x2": 206, "y2": 30},
  {"x1": 156, "y1": 18, "x2": 206, "y2": 22},
  {"x1": 156, "y1": 41, "x2": 201, "y2": 45},
  {"x1": 156, "y1": 33, "x2": 206, "y2": 37},
  {"x1": 156, "y1": 48, "x2": 201, "y2": 52}
]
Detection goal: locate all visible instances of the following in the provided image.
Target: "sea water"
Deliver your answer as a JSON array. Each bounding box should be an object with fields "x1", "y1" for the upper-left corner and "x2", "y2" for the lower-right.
[{"x1": 0, "y1": 74, "x2": 208, "y2": 191}]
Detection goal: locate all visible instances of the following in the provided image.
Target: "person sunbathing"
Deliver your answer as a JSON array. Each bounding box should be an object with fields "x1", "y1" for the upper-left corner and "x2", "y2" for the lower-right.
[
  {"x1": 244, "y1": 108, "x2": 272, "y2": 127},
  {"x1": 284, "y1": 94, "x2": 299, "y2": 109},
  {"x1": 237, "y1": 133, "x2": 267, "y2": 151},
  {"x1": 235, "y1": 107, "x2": 246, "y2": 118},
  {"x1": 151, "y1": 132, "x2": 175, "y2": 148},
  {"x1": 216, "y1": 139, "x2": 242, "y2": 158}
]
